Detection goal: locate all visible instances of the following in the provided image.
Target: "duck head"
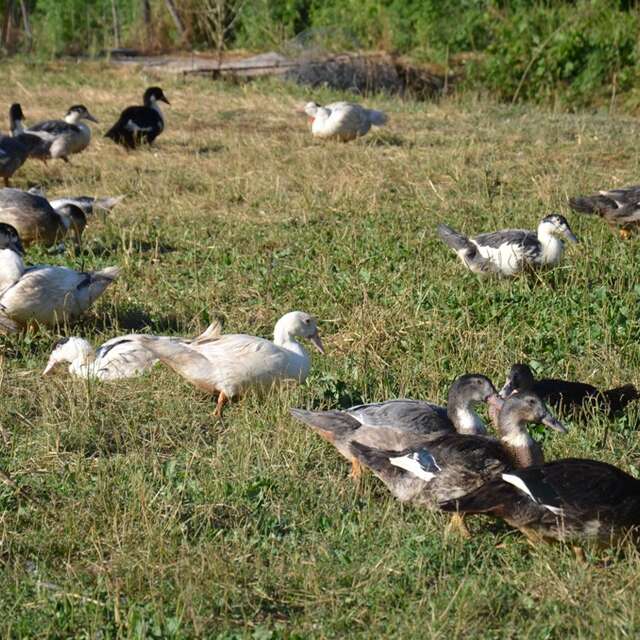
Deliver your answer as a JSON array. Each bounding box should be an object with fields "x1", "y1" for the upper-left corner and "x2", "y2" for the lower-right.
[
  {"x1": 538, "y1": 214, "x2": 578, "y2": 244},
  {"x1": 303, "y1": 101, "x2": 323, "y2": 124},
  {"x1": 446, "y1": 373, "x2": 503, "y2": 434},
  {"x1": 55, "y1": 203, "x2": 87, "y2": 244},
  {"x1": 143, "y1": 87, "x2": 170, "y2": 106},
  {"x1": 43, "y1": 337, "x2": 93, "y2": 376},
  {"x1": 498, "y1": 391, "x2": 566, "y2": 434},
  {"x1": 499, "y1": 363, "x2": 536, "y2": 398},
  {"x1": 65, "y1": 105, "x2": 99, "y2": 124},
  {"x1": 273, "y1": 311, "x2": 324, "y2": 354},
  {"x1": 0, "y1": 222, "x2": 24, "y2": 255}
]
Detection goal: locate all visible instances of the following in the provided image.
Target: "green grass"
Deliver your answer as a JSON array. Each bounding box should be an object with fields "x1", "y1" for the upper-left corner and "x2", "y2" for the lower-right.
[{"x1": 1, "y1": 60, "x2": 640, "y2": 638}]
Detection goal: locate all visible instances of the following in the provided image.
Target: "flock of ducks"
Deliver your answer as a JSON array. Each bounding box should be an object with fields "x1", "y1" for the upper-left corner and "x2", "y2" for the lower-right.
[{"x1": 1, "y1": 85, "x2": 640, "y2": 558}]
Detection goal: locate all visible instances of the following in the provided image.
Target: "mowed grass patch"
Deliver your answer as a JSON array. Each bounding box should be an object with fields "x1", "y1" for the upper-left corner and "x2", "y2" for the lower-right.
[{"x1": 0, "y1": 60, "x2": 640, "y2": 637}]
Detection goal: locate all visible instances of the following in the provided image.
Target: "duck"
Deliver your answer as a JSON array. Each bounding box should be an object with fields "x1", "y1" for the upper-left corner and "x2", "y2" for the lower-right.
[
  {"x1": 15, "y1": 105, "x2": 98, "y2": 162},
  {"x1": 0, "y1": 105, "x2": 43, "y2": 186},
  {"x1": 437, "y1": 214, "x2": 578, "y2": 277},
  {"x1": 134, "y1": 311, "x2": 324, "y2": 416},
  {"x1": 0, "y1": 187, "x2": 86, "y2": 247},
  {"x1": 0, "y1": 223, "x2": 118, "y2": 331},
  {"x1": 303, "y1": 101, "x2": 388, "y2": 141},
  {"x1": 569, "y1": 185, "x2": 640, "y2": 239},
  {"x1": 349, "y1": 393, "x2": 565, "y2": 535},
  {"x1": 500, "y1": 363, "x2": 638, "y2": 417},
  {"x1": 439, "y1": 458, "x2": 640, "y2": 547},
  {"x1": 291, "y1": 374, "x2": 503, "y2": 479},
  {"x1": 104, "y1": 87, "x2": 169, "y2": 149},
  {"x1": 47, "y1": 194, "x2": 125, "y2": 217},
  {"x1": 42, "y1": 319, "x2": 223, "y2": 381}
]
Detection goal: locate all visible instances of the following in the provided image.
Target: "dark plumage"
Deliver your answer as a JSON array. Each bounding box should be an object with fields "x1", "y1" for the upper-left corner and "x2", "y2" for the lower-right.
[
  {"x1": 105, "y1": 87, "x2": 170, "y2": 149},
  {"x1": 347, "y1": 392, "x2": 565, "y2": 506},
  {"x1": 500, "y1": 363, "x2": 638, "y2": 417},
  {"x1": 569, "y1": 185, "x2": 640, "y2": 238},
  {"x1": 440, "y1": 458, "x2": 640, "y2": 544}
]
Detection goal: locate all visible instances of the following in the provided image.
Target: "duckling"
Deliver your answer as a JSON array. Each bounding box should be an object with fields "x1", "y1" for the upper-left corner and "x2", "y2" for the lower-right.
[
  {"x1": 0, "y1": 223, "x2": 118, "y2": 330},
  {"x1": 437, "y1": 214, "x2": 578, "y2": 277},
  {"x1": 105, "y1": 87, "x2": 169, "y2": 149},
  {"x1": 42, "y1": 319, "x2": 223, "y2": 381},
  {"x1": 349, "y1": 393, "x2": 565, "y2": 511},
  {"x1": 500, "y1": 363, "x2": 638, "y2": 417},
  {"x1": 18, "y1": 105, "x2": 98, "y2": 162},
  {"x1": 440, "y1": 458, "x2": 640, "y2": 547},
  {"x1": 0, "y1": 188, "x2": 86, "y2": 247},
  {"x1": 291, "y1": 374, "x2": 503, "y2": 479},
  {"x1": 303, "y1": 101, "x2": 388, "y2": 141},
  {"x1": 135, "y1": 311, "x2": 324, "y2": 417},
  {"x1": 569, "y1": 185, "x2": 640, "y2": 239}
]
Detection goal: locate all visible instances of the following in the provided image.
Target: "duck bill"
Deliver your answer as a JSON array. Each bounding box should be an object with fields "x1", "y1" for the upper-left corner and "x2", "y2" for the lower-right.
[
  {"x1": 499, "y1": 379, "x2": 516, "y2": 399},
  {"x1": 542, "y1": 413, "x2": 567, "y2": 433},
  {"x1": 310, "y1": 332, "x2": 325, "y2": 354},
  {"x1": 564, "y1": 229, "x2": 579, "y2": 243},
  {"x1": 486, "y1": 393, "x2": 504, "y2": 412},
  {"x1": 42, "y1": 359, "x2": 57, "y2": 376},
  {"x1": 85, "y1": 112, "x2": 99, "y2": 124},
  {"x1": 160, "y1": 95, "x2": 170, "y2": 105}
]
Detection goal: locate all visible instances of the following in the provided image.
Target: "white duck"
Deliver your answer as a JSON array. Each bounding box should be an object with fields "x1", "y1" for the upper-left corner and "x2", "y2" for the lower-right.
[
  {"x1": 303, "y1": 101, "x2": 388, "y2": 141},
  {"x1": 437, "y1": 214, "x2": 578, "y2": 277},
  {"x1": 42, "y1": 319, "x2": 223, "y2": 381},
  {"x1": 0, "y1": 223, "x2": 119, "y2": 331},
  {"x1": 135, "y1": 311, "x2": 325, "y2": 416}
]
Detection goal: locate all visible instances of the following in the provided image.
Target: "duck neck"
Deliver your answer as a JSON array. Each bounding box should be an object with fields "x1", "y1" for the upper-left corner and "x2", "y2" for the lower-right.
[
  {"x1": 11, "y1": 116, "x2": 24, "y2": 136},
  {"x1": 447, "y1": 401, "x2": 486, "y2": 435},
  {"x1": 148, "y1": 97, "x2": 164, "y2": 122},
  {"x1": 537, "y1": 224, "x2": 564, "y2": 265},
  {"x1": 273, "y1": 321, "x2": 307, "y2": 358},
  {"x1": 497, "y1": 410, "x2": 543, "y2": 468}
]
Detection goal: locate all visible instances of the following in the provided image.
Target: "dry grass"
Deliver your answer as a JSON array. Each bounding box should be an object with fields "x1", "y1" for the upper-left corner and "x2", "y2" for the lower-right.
[{"x1": 1, "y1": 60, "x2": 640, "y2": 638}]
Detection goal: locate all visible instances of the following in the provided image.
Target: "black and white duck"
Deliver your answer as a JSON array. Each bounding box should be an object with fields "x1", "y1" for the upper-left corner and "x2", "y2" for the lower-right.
[
  {"x1": 291, "y1": 374, "x2": 502, "y2": 478},
  {"x1": 0, "y1": 223, "x2": 118, "y2": 332},
  {"x1": 500, "y1": 363, "x2": 638, "y2": 417},
  {"x1": 0, "y1": 188, "x2": 86, "y2": 247},
  {"x1": 15, "y1": 105, "x2": 98, "y2": 162},
  {"x1": 440, "y1": 458, "x2": 640, "y2": 547},
  {"x1": 0, "y1": 105, "x2": 43, "y2": 186},
  {"x1": 437, "y1": 214, "x2": 578, "y2": 277},
  {"x1": 569, "y1": 185, "x2": 640, "y2": 239},
  {"x1": 104, "y1": 87, "x2": 169, "y2": 149},
  {"x1": 348, "y1": 393, "x2": 565, "y2": 536}
]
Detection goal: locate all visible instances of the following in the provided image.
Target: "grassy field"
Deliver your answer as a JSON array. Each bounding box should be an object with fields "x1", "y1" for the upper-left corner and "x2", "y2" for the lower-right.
[{"x1": 1, "y1": 59, "x2": 640, "y2": 638}]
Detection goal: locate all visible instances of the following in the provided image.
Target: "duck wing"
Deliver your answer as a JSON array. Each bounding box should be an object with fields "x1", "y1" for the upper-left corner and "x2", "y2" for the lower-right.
[
  {"x1": 347, "y1": 399, "x2": 451, "y2": 433},
  {"x1": 94, "y1": 335, "x2": 159, "y2": 380},
  {"x1": 28, "y1": 120, "x2": 80, "y2": 136}
]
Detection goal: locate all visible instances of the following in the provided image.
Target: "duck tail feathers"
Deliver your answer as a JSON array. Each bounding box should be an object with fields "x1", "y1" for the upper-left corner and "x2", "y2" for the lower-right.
[
  {"x1": 436, "y1": 224, "x2": 473, "y2": 252},
  {"x1": 193, "y1": 317, "x2": 224, "y2": 342},
  {"x1": 349, "y1": 441, "x2": 397, "y2": 474},
  {"x1": 367, "y1": 109, "x2": 388, "y2": 126},
  {"x1": 290, "y1": 408, "x2": 362, "y2": 439},
  {"x1": 568, "y1": 195, "x2": 609, "y2": 215},
  {"x1": 603, "y1": 384, "x2": 639, "y2": 413}
]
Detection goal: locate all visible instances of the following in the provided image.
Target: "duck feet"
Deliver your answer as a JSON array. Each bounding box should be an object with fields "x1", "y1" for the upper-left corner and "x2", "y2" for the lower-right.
[
  {"x1": 445, "y1": 513, "x2": 471, "y2": 540},
  {"x1": 214, "y1": 391, "x2": 229, "y2": 419},
  {"x1": 350, "y1": 457, "x2": 363, "y2": 482}
]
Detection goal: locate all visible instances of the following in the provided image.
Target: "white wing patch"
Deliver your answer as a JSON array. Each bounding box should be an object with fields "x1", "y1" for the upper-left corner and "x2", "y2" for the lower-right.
[
  {"x1": 390, "y1": 451, "x2": 440, "y2": 482},
  {"x1": 501, "y1": 473, "x2": 565, "y2": 516}
]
